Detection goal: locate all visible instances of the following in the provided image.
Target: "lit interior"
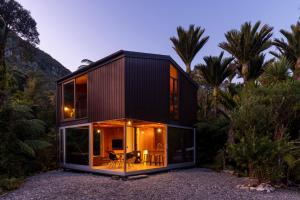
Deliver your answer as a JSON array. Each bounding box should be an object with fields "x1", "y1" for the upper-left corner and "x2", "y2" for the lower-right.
[{"x1": 92, "y1": 120, "x2": 167, "y2": 172}]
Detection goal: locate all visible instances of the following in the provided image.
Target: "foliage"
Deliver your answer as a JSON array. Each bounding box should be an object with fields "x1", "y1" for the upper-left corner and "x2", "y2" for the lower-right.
[
  {"x1": 244, "y1": 54, "x2": 273, "y2": 81},
  {"x1": 219, "y1": 21, "x2": 273, "y2": 81},
  {"x1": 78, "y1": 58, "x2": 93, "y2": 70},
  {"x1": 196, "y1": 52, "x2": 234, "y2": 115},
  {"x1": 0, "y1": 0, "x2": 39, "y2": 44},
  {"x1": 170, "y1": 25, "x2": 209, "y2": 74},
  {"x1": 196, "y1": 116, "x2": 228, "y2": 168},
  {"x1": 0, "y1": 177, "x2": 23, "y2": 193},
  {"x1": 196, "y1": 52, "x2": 234, "y2": 92},
  {"x1": 228, "y1": 80, "x2": 300, "y2": 183},
  {"x1": 272, "y1": 22, "x2": 300, "y2": 71},
  {"x1": 260, "y1": 57, "x2": 292, "y2": 85},
  {"x1": 0, "y1": 91, "x2": 52, "y2": 177},
  {"x1": 0, "y1": 0, "x2": 39, "y2": 101}
]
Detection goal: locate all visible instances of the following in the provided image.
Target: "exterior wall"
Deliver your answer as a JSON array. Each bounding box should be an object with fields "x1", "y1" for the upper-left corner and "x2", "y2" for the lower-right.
[
  {"x1": 176, "y1": 73, "x2": 198, "y2": 126},
  {"x1": 57, "y1": 56, "x2": 125, "y2": 127},
  {"x1": 88, "y1": 57, "x2": 125, "y2": 122},
  {"x1": 57, "y1": 51, "x2": 197, "y2": 127},
  {"x1": 125, "y1": 55, "x2": 197, "y2": 126},
  {"x1": 124, "y1": 56, "x2": 169, "y2": 123}
]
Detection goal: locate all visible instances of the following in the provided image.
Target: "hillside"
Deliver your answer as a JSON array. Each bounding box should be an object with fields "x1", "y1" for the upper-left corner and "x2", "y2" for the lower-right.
[{"x1": 4, "y1": 32, "x2": 71, "y2": 90}]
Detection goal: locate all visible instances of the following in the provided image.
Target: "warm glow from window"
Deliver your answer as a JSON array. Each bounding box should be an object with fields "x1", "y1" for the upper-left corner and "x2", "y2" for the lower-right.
[
  {"x1": 170, "y1": 64, "x2": 179, "y2": 120},
  {"x1": 127, "y1": 120, "x2": 132, "y2": 126},
  {"x1": 62, "y1": 74, "x2": 87, "y2": 120}
]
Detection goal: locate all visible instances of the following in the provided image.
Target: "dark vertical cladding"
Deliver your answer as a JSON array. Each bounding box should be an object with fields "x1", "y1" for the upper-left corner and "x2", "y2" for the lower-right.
[
  {"x1": 88, "y1": 57, "x2": 125, "y2": 122},
  {"x1": 57, "y1": 50, "x2": 197, "y2": 127},
  {"x1": 178, "y1": 73, "x2": 198, "y2": 126},
  {"x1": 125, "y1": 56, "x2": 169, "y2": 122}
]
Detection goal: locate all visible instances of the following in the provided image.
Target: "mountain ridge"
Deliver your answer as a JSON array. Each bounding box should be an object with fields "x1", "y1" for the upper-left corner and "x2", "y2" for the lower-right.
[{"x1": 5, "y1": 32, "x2": 71, "y2": 90}]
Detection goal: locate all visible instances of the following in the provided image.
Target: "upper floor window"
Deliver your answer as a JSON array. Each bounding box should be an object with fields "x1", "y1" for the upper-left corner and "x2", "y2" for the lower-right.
[
  {"x1": 170, "y1": 64, "x2": 179, "y2": 120},
  {"x1": 63, "y1": 75, "x2": 87, "y2": 120}
]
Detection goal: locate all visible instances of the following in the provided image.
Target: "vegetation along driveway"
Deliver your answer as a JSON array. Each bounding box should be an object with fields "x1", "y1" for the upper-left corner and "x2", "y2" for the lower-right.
[{"x1": 1, "y1": 168, "x2": 300, "y2": 200}]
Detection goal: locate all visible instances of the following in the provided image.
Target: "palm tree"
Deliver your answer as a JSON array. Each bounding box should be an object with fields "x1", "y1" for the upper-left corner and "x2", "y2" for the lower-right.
[
  {"x1": 240, "y1": 54, "x2": 273, "y2": 82},
  {"x1": 195, "y1": 52, "x2": 234, "y2": 114},
  {"x1": 219, "y1": 21, "x2": 273, "y2": 82},
  {"x1": 170, "y1": 25, "x2": 209, "y2": 74},
  {"x1": 260, "y1": 57, "x2": 291, "y2": 85},
  {"x1": 78, "y1": 59, "x2": 93, "y2": 70},
  {"x1": 272, "y1": 22, "x2": 300, "y2": 80}
]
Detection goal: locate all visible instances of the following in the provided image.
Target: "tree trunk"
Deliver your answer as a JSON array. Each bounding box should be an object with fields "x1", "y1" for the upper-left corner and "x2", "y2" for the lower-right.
[
  {"x1": 293, "y1": 58, "x2": 300, "y2": 81},
  {"x1": 213, "y1": 87, "x2": 218, "y2": 116},
  {"x1": 242, "y1": 63, "x2": 249, "y2": 83},
  {"x1": 186, "y1": 63, "x2": 191, "y2": 74}
]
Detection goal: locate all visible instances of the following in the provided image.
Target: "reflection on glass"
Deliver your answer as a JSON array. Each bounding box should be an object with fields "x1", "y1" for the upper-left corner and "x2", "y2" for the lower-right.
[
  {"x1": 65, "y1": 126, "x2": 89, "y2": 165},
  {"x1": 168, "y1": 127, "x2": 194, "y2": 164},
  {"x1": 75, "y1": 75, "x2": 87, "y2": 118},
  {"x1": 63, "y1": 81, "x2": 75, "y2": 119}
]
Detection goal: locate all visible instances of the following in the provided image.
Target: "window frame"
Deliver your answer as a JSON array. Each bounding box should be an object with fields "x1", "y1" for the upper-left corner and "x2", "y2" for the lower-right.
[
  {"x1": 169, "y1": 65, "x2": 180, "y2": 120},
  {"x1": 62, "y1": 74, "x2": 88, "y2": 121}
]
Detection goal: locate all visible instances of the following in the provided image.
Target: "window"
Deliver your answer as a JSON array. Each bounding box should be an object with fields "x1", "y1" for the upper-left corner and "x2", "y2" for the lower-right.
[
  {"x1": 170, "y1": 64, "x2": 179, "y2": 120},
  {"x1": 63, "y1": 75, "x2": 87, "y2": 120},
  {"x1": 168, "y1": 127, "x2": 194, "y2": 164},
  {"x1": 75, "y1": 75, "x2": 87, "y2": 118},
  {"x1": 65, "y1": 126, "x2": 89, "y2": 165},
  {"x1": 63, "y1": 81, "x2": 75, "y2": 119}
]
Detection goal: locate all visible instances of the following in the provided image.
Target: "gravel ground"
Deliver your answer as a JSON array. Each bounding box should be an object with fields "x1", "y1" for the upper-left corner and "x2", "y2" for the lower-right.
[{"x1": 1, "y1": 168, "x2": 300, "y2": 200}]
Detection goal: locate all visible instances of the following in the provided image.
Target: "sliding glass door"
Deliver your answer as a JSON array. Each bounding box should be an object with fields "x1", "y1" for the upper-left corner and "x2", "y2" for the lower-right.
[{"x1": 65, "y1": 126, "x2": 89, "y2": 165}]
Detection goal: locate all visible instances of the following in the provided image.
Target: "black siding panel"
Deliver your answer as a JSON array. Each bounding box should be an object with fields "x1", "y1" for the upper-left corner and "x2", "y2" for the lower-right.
[
  {"x1": 88, "y1": 58, "x2": 125, "y2": 122},
  {"x1": 125, "y1": 57, "x2": 169, "y2": 123},
  {"x1": 177, "y1": 73, "x2": 198, "y2": 126}
]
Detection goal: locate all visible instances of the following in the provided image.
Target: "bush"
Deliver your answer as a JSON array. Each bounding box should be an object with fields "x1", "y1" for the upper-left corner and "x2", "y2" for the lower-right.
[
  {"x1": 228, "y1": 80, "x2": 300, "y2": 183},
  {"x1": 196, "y1": 117, "x2": 228, "y2": 168},
  {"x1": 0, "y1": 177, "x2": 23, "y2": 193}
]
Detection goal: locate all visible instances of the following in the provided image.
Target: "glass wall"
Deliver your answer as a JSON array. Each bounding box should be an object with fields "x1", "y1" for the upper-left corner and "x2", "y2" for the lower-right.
[
  {"x1": 75, "y1": 75, "x2": 87, "y2": 118},
  {"x1": 65, "y1": 126, "x2": 89, "y2": 165},
  {"x1": 170, "y1": 64, "x2": 179, "y2": 120},
  {"x1": 168, "y1": 127, "x2": 194, "y2": 164},
  {"x1": 91, "y1": 120, "x2": 166, "y2": 173},
  {"x1": 62, "y1": 75, "x2": 87, "y2": 120},
  {"x1": 92, "y1": 121, "x2": 124, "y2": 169},
  {"x1": 126, "y1": 122, "x2": 167, "y2": 172},
  {"x1": 63, "y1": 81, "x2": 75, "y2": 119}
]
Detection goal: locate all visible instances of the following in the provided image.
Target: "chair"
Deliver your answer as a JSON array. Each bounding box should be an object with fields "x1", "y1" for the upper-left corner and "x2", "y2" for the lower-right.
[
  {"x1": 126, "y1": 152, "x2": 136, "y2": 168},
  {"x1": 108, "y1": 152, "x2": 120, "y2": 168},
  {"x1": 155, "y1": 154, "x2": 164, "y2": 166}
]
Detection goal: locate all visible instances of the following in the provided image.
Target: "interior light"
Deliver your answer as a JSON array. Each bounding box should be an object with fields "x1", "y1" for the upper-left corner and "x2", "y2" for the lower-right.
[
  {"x1": 141, "y1": 131, "x2": 144, "y2": 134},
  {"x1": 97, "y1": 129, "x2": 101, "y2": 134},
  {"x1": 143, "y1": 150, "x2": 148, "y2": 155},
  {"x1": 157, "y1": 128, "x2": 162, "y2": 133},
  {"x1": 127, "y1": 120, "x2": 132, "y2": 126},
  {"x1": 64, "y1": 106, "x2": 69, "y2": 111}
]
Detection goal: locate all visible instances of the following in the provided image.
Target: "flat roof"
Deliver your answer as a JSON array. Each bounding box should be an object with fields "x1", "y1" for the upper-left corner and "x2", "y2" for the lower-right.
[{"x1": 57, "y1": 50, "x2": 198, "y2": 87}]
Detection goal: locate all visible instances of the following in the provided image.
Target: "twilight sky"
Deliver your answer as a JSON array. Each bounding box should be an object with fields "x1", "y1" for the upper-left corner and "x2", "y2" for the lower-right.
[{"x1": 18, "y1": 0, "x2": 300, "y2": 72}]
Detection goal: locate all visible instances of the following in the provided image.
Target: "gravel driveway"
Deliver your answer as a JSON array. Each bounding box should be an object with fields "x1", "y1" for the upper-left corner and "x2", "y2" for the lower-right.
[{"x1": 1, "y1": 168, "x2": 299, "y2": 200}]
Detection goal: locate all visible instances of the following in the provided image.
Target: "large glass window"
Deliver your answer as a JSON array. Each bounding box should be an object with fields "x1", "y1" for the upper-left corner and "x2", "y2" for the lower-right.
[
  {"x1": 63, "y1": 75, "x2": 87, "y2": 120},
  {"x1": 168, "y1": 127, "x2": 194, "y2": 164},
  {"x1": 75, "y1": 75, "x2": 87, "y2": 118},
  {"x1": 63, "y1": 81, "x2": 75, "y2": 119},
  {"x1": 91, "y1": 120, "x2": 166, "y2": 172},
  {"x1": 170, "y1": 64, "x2": 179, "y2": 120},
  {"x1": 65, "y1": 126, "x2": 89, "y2": 165}
]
